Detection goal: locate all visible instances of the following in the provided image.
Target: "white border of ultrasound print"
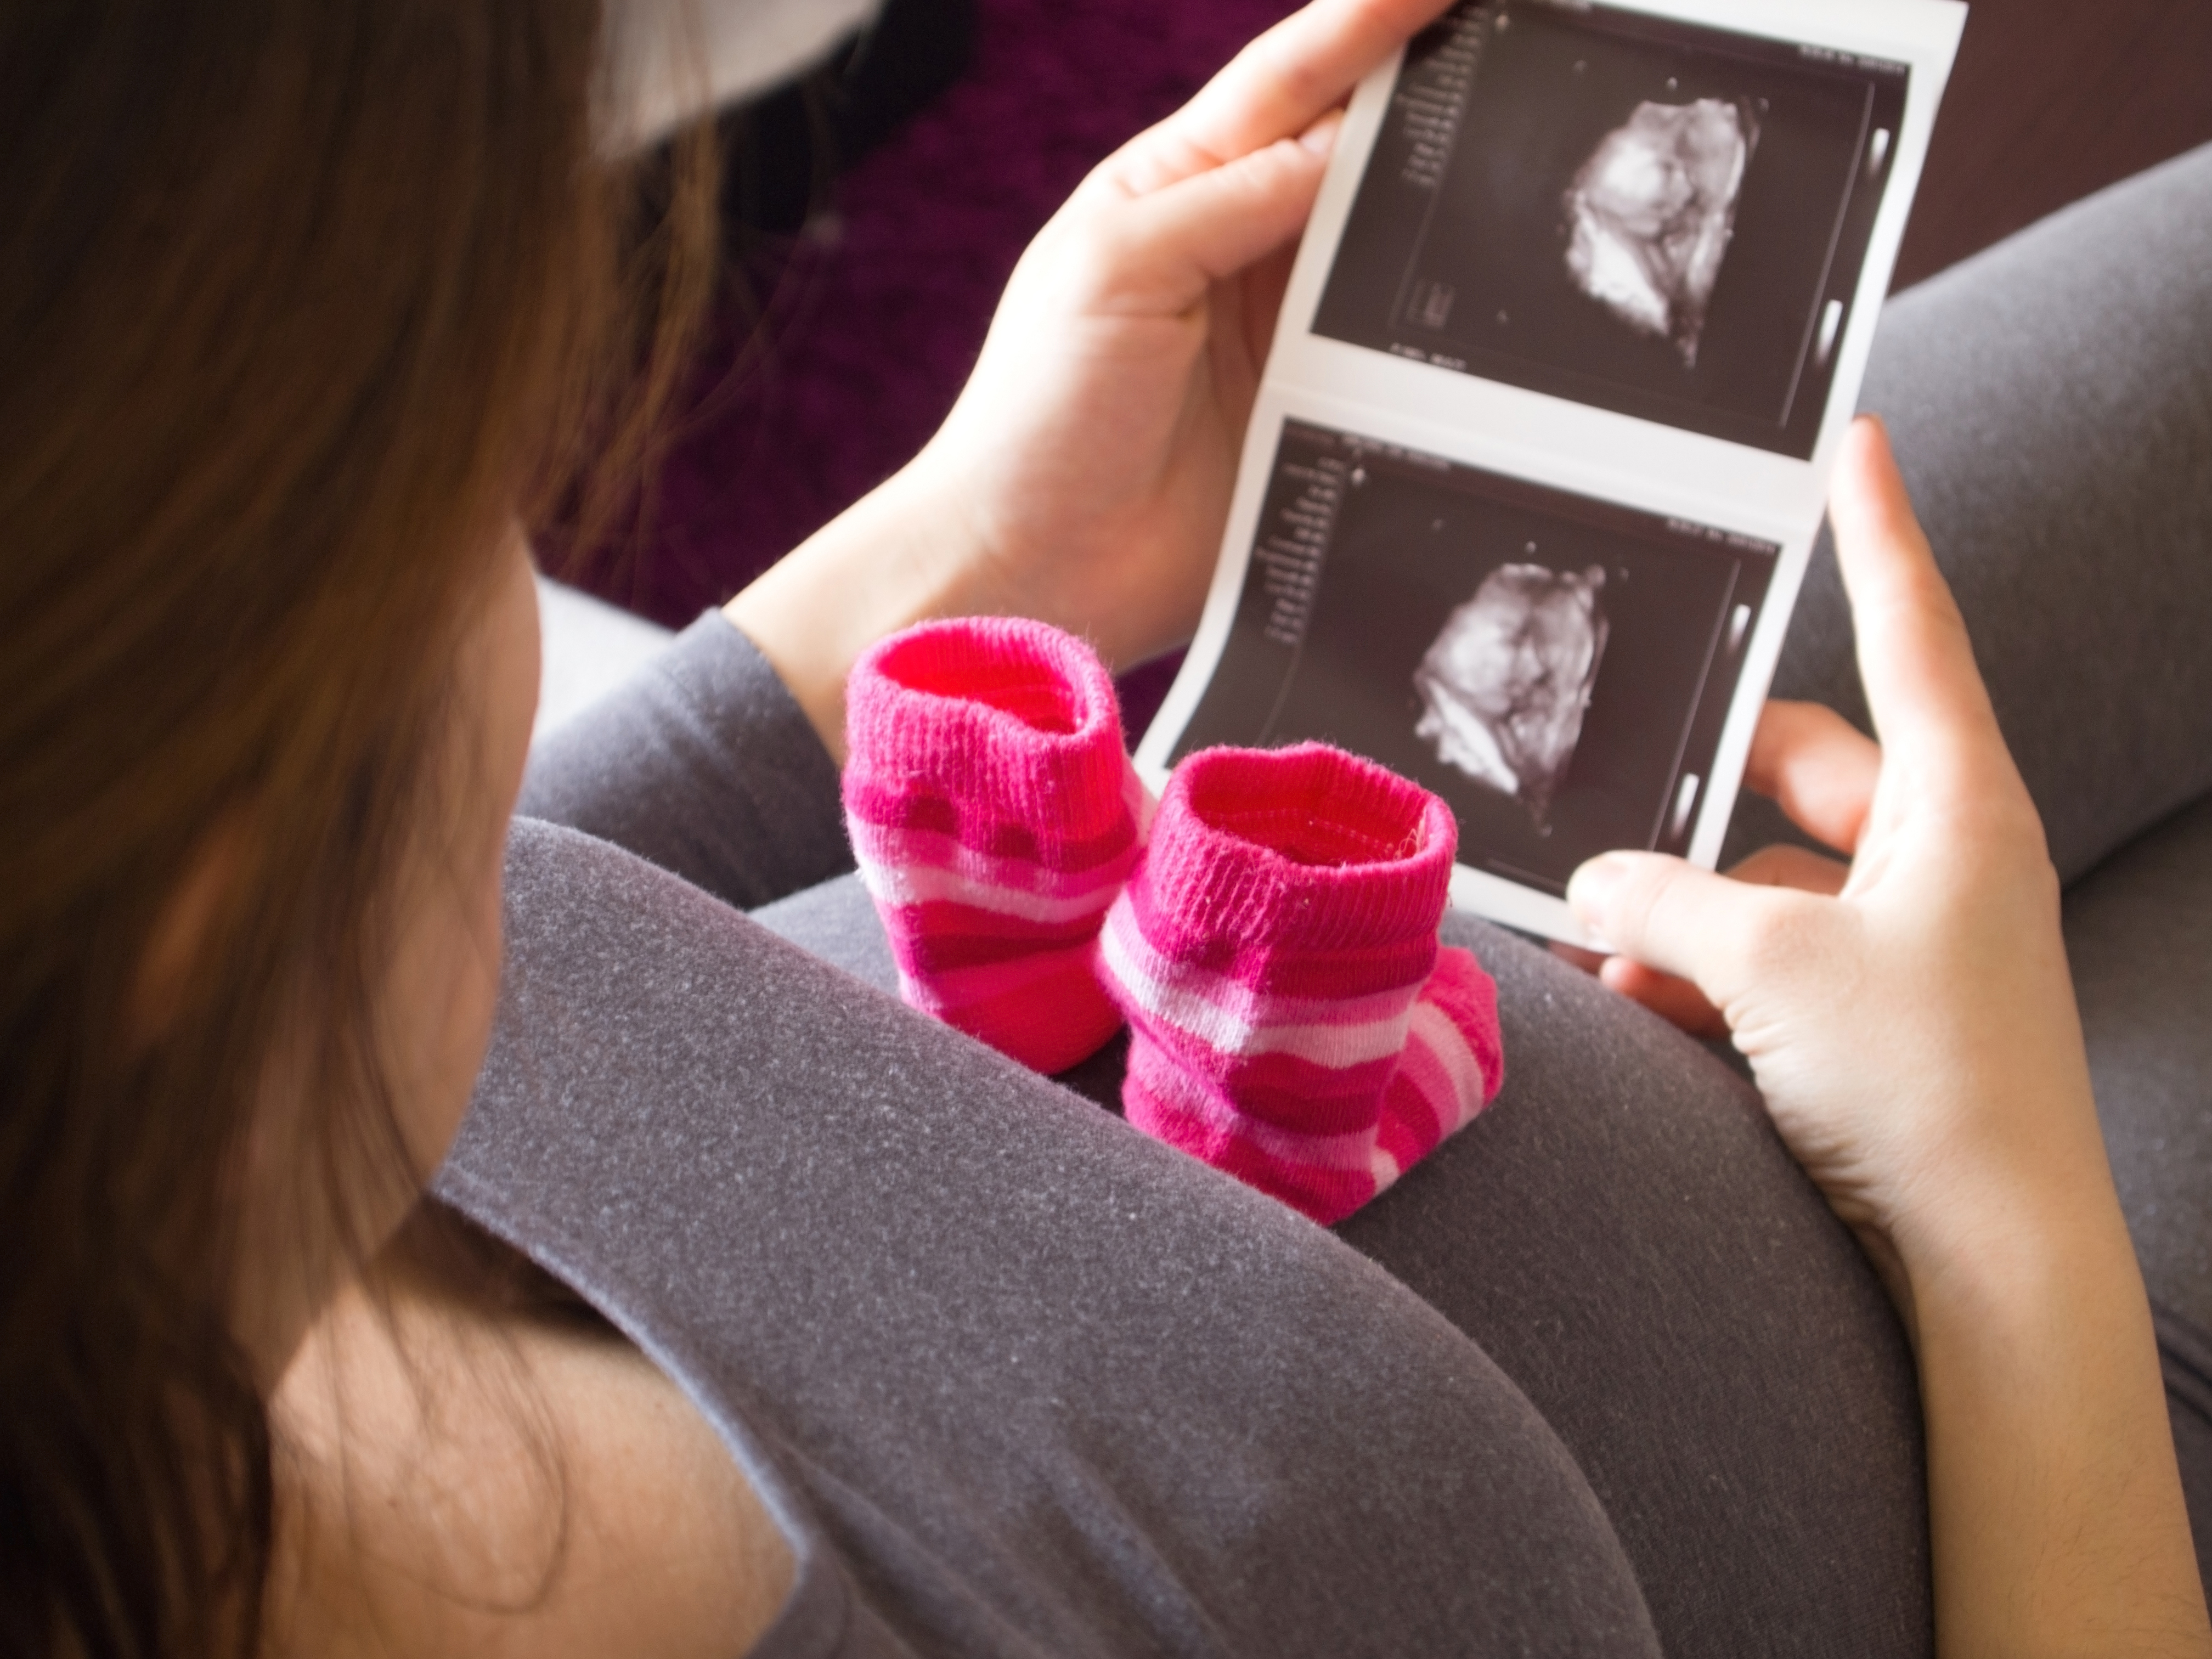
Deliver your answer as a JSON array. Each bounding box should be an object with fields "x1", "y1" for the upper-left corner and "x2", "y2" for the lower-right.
[
  {"x1": 1135, "y1": 389, "x2": 1812, "y2": 947},
  {"x1": 1136, "y1": 0, "x2": 1963, "y2": 948}
]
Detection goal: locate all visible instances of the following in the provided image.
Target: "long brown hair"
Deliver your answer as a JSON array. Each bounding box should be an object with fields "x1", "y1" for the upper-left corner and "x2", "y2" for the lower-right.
[{"x1": 0, "y1": 4, "x2": 714, "y2": 1652}]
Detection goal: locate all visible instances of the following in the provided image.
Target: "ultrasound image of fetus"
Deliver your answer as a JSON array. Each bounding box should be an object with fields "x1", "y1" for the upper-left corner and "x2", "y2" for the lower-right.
[
  {"x1": 1412, "y1": 564, "x2": 1609, "y2": 825},
  {"x1": 1563, "y1": 98, "x2": 1754, "y2": 364}
]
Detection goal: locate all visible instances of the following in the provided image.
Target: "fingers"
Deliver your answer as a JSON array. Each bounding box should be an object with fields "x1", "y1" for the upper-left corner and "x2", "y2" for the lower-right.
[
  {"x1": 1570, "y1": 844, "x2": 1843, "y2": 1037},
  {"x1": 1104, "y1": 0, "x2": 1453, "y2": 195},
  {"x1": 1567, "y1": 850, "x2": 1809, "y2": 1007},
  {"x1": 1746, "y1": 700, "x2": 1880, "y2": 855},
  {"x1": 1827, "y1": 417, "x2": 2005, "y2": 783}
]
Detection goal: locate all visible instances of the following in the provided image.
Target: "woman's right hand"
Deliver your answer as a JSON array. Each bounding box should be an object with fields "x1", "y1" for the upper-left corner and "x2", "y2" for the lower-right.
[
  {"x1": 1567, "y1": 415, "x2": 2093, "y2": 1292},
  {"x1": 1567, "y1": 416, "x2": 2210, "y2": 1656}
]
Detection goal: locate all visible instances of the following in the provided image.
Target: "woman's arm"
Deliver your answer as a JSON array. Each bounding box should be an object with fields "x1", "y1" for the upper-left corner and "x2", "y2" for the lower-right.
[
  {"x1": 1569, "y1": 417, "x2": 2210, "y2": 1657},
  {"x1": 517, "y1": 614, "x2": 853, "y2": 912},
  {"x1": 727, "y1": 0, "x2": 1457, "y2": 760}
]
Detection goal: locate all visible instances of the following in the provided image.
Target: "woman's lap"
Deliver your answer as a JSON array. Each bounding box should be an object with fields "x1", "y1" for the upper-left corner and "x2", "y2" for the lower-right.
[
  {"x1": 753, "y1": 875, "x2": 1930, "y2": 1657},
  {"x1": 754, "y1": 820, "x2": 2212, "y2": 1646},
  {"x1": 1348, "y1": 913, "x2": 1927, "y2": 1657}
]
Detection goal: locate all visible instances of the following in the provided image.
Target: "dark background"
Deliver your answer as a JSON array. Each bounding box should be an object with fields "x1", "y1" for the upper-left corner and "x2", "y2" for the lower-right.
[
  {"x1": 1172, "y1": 426, "x2": 1776, "y2": 893},
  {"x1": 1894, "y1": 0, "x2": 2209, "y2": 292},
  {"x1": 1313, "y1": 3, "x2": 1905, "y2": 456}
]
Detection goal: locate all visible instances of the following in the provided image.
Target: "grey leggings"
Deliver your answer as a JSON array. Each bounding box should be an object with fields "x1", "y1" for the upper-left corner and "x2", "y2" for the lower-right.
[{"x1": 523, "y1": 145, "x2": 2212, "y2": 1657}]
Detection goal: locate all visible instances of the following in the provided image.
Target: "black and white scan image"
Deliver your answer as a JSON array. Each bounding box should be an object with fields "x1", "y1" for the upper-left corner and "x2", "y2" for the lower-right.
[
  {"x1": 1313, "y1": 1, "x2": 1909, "y2": 456},
  {"x1": 1170, "y1": 424, "x2": 1776, "y2": 893},
  {"x1": 1562, "y1": 98, "x2": 1754, "y2": 364},
  {"x1": 1412, "y1": 563, "x2": 1608, "y2": 823}
]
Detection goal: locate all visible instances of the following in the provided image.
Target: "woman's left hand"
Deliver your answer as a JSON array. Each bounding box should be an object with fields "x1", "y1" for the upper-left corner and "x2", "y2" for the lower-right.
[
  {"x1": 1562, "y1": 417, "x2": 2212, "y2": 1655},
  {"x1": 729, "y1": 0, "x2": 1454, "y2": 753}
]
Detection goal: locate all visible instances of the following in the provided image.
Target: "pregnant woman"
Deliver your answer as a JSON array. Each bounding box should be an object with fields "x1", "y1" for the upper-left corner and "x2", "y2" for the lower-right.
[{"x1": 3, "y1": 2, "x2": 2207, "y2": 1655}]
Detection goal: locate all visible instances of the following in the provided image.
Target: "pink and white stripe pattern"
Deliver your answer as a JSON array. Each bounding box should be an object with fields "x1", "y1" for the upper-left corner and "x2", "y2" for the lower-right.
[
  {"x1": 843, "y1": 617, "x2": 1148, "y2": 1074},
  {"x1": 1099, "y1": 744, "x2": 1504, "y2": 1224}
]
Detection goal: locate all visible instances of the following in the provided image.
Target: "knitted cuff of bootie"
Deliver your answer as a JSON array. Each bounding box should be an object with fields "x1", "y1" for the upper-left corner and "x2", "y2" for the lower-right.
[
  {"x1": 1099, "y1": 743, "x2": 1504, "y2": 1224},
  {"x1": 844, "y1": 617, "x2": 1148, "y2": 1073}
]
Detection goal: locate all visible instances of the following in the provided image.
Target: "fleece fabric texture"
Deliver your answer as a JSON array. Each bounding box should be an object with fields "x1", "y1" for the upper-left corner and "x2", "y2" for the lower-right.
[
  {"x1": 448, "y1": 818, "x2": 1662, "y2": 1659},
  {"x1": 751, "y1": 868, "x2": 1932, "y2": 1659}
]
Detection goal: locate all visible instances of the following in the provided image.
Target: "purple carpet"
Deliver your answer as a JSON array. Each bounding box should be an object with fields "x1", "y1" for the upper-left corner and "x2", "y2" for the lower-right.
[{"x1": 577, "y1": 0, "x2": 1300, "y2": 672}]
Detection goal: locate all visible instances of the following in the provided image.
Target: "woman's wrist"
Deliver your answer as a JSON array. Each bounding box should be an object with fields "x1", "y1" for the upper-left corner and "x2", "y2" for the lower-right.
[
  {"x1": 1875, "y1": 1069, "x2": 2130, "y2": 1328},
  {"x1": 1895, "y1": 1156, "x2": 2137, "y2": 1345},
  {"x1": 722, "y1": 457, "x2": 985, "y2": 763}
]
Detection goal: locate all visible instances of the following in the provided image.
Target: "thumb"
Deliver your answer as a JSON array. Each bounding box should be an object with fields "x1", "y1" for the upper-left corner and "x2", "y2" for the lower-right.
[{"x1": 1567, "y1": 850, "x2": 1808, "y2": 1012}]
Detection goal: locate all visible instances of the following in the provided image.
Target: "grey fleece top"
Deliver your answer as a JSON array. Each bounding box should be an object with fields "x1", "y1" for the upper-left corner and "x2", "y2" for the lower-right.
[{"x1": 439, "y1": 617, "x2": 1661, "y2": 1657}]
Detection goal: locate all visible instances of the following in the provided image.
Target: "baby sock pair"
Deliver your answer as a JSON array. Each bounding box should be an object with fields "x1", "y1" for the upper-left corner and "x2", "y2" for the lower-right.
[{"x1": 843, "y1": 617, "x2": 1504, "y2": 1224}]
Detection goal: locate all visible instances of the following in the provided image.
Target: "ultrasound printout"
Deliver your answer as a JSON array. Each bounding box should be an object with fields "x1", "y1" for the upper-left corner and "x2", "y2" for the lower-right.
[
  {"x1": 1170, "y1": 421, "x2": 1779, "y2": 894},
  {"x1": 1145, "y1": 0, "x2": 1959, "y2": 935},
  {"x1": 1313, "y1": 0, "x2": 1909, "y2": 456}
]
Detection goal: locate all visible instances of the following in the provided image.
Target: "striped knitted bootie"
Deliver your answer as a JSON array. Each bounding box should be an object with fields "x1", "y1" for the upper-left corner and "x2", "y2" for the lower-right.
[
  {"x1": 843, "y1": 617, "x2": 1149, "y2": 1074},
  {"x1": 1098, "y1": 743, "x2": 1505, "y2": 1224}
]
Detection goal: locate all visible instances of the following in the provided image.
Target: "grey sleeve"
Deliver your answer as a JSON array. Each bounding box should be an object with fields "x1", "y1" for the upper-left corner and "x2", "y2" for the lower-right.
[{"x1": 518, "y1": 612, "x2": 854, "y2": 912}]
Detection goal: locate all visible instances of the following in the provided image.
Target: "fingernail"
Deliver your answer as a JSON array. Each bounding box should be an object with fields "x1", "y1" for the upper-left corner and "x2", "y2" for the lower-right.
[
  {"x1": 1299, "y1": 110, "x2": 1342, "y2": 157},
  {"x1": 1566, "y1": 854, "x2": 1628, "y2": 923}
]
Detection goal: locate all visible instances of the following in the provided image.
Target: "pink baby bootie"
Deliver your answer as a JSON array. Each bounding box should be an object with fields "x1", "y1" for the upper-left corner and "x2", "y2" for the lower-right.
[
  {"x1": 1098, "y1": 743, "x2": 1505, "y2": 1224},
  {"x1": 843, "y1": 617, "x2": 1150, "y2": 1073}
]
